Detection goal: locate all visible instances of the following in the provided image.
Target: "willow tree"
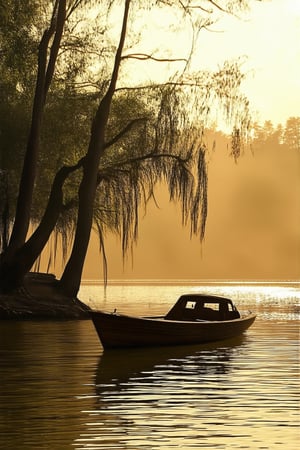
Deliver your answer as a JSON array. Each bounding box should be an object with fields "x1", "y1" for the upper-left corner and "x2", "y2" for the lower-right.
[
  {"x1": 0, "y1": 0, "x2": 252, "y2": 296},
  {"x1": 0, "y1": 0, "x2": 101, "y2": 289},
  {"x1": 3, "y1": 0, "x2": 66, "y2": 261}
]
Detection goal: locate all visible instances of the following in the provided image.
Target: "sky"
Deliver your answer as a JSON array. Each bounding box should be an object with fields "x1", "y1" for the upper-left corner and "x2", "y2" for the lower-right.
[
  {"x1": 196, "y1": 0, "x2": 300, "y2": 126},
  {"x1": 116, "y1": 0, "x2": 300, "y2": 127},
  {"x1": 43, "y1": 0, "x2": 300, "y2": 282}
]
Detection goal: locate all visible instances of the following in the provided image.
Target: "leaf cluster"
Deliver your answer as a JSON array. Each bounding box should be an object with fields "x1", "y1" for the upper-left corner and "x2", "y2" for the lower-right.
[{"x1": 1, "y1": 0, "x2": 253, "y2": 273}]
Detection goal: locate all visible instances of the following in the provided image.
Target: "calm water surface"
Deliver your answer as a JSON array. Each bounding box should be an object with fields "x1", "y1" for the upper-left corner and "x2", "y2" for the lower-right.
[{"x1": 0, "y1": 282, "x2": 299, "y2": 450}]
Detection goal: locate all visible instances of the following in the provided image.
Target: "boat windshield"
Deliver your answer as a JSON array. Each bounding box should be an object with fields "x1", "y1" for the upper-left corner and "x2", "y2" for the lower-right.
[{"x1": 165, "y1": 295, "x2": 240, "y2": 321}]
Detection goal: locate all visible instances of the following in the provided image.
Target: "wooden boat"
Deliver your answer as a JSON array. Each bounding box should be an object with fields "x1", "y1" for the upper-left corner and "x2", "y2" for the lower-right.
[{"x1": 90, "y1": 294, "x2": 256, "y2": 349}]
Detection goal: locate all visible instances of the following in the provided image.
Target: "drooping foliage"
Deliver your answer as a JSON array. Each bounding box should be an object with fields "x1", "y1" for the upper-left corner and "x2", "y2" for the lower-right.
[{"x1": 0, "y1": 0, "x2": 255, "y2": 293}]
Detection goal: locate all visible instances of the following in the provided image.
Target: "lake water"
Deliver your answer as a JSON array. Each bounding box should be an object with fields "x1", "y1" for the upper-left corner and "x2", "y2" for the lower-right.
[{"x1": 0, "y1": 281, "x2": 299, "y2": 450}]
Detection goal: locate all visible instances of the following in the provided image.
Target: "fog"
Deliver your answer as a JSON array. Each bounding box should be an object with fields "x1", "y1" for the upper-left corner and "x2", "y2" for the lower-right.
[{"x1": 83, "y1": 143, "x2": 299, "y2": 281}]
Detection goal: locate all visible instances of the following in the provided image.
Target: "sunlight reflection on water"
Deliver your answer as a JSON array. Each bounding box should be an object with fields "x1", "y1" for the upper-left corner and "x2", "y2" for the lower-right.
[
  {"x1": 76, "y1": 323, "x2": 299, "y2": 450},
  {"x1": 80, "y1": 281, "x2": 300, "y2": 320},
  {"x1": 0, "y1": 282, "x2": 299, "y2": 450}
]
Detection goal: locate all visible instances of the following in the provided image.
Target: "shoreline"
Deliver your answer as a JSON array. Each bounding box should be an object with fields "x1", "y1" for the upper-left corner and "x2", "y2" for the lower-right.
[{"x1": 0, "y1": 273, "x2": 91, "y2": 320}]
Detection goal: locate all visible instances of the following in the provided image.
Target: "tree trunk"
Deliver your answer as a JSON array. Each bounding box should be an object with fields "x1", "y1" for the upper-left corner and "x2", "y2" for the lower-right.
[
  {"x1": 0, "y1": 160, "x2": 83, "y2": 292},
  {"x1": 2, "y1": 0, "x2": 66, "y2": 264},
  {"x1": 58, "y1": 0, "x2": 131, "y2": 297}
]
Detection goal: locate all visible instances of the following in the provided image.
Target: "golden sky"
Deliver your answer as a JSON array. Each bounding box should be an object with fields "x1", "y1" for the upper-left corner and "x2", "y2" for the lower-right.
[
  {"x1": 197, "y1": 0, "x2": 300, "y2": 125},
  {"x1": 120, "y1": 0, "x2": 300, "y2": 126}
]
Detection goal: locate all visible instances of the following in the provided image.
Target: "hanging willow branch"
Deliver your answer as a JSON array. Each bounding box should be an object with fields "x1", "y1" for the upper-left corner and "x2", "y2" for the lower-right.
[
  {"x1": 28, "y1": 1, "x2": 251, "y2": 281},
  {"x1": 53, "y1": 54, "x2": 250, "y2": 281}
]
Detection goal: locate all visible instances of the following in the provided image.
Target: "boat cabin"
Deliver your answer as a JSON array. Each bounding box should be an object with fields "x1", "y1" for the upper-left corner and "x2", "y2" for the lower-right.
[{"x1": 165, "y1": 294, "x2": 240, "y2": 322}]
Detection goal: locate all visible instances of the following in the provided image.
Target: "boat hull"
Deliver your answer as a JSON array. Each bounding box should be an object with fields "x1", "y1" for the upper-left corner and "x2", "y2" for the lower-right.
[{"x1": 90, "y1": 311, "x2": 256, "y2": 349}]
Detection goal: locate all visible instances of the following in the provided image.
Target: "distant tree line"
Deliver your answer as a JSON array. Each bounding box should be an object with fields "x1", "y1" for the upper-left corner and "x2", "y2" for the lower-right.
[{"x1": 250, "y1": 118, "x2": 300, "y2": 151}]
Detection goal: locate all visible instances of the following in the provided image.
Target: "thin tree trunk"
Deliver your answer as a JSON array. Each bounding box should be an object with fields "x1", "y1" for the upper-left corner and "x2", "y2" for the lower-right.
[
  {"x1": 3, "y1": 0, "x2": 66, "y2": 263},
  {"x1": 59, "y1": 0, "x2": 131, "y2": 297}
]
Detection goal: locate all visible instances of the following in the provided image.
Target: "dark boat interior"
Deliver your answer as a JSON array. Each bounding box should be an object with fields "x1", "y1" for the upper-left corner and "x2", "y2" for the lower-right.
[{"x1": 165, "y1": 295, "x2": 241, "y2": 322}]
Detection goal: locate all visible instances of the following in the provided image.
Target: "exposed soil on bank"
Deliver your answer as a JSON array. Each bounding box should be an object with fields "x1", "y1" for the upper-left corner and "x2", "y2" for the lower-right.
[{"x1": 0, "y1": 272, "x2": 91, "y2": 320}]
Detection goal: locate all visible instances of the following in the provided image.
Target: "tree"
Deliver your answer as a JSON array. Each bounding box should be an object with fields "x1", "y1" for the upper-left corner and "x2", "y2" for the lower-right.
[
  {"x1": 3, "y1": 0, "x2": 67, "y2": 262},
  {"x1": 283, "y1": 117, "x2": 300, "y2": 151},
  {"x1": 0, "y1": 0, "x2": 41, "y2": 250},
  {"x1": 0, "y1": 0, "x2": 99, "y2": 288},
  {"x1": 250, "y1": 117, "x2": 300, "y2": 153},
  {"x1": 1, "y1": 0, "x2": 252, "y2": 296}
]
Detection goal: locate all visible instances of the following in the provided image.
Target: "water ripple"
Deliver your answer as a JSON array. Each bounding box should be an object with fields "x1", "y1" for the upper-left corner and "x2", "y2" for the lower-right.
[
  {"x1": 72, "y1": 322, "x2": 299, "y2": 450},
  {"x1": 1, "y1": 285, "x2": 299, "y2": 450}
]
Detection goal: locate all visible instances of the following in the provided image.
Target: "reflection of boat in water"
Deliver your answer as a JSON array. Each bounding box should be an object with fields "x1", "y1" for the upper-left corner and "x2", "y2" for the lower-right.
[
  {"x1": 89, "y1": 336, "x2": 249, "y2": 450},
  {"x1": 91, "y1": 294, "x2": 256, "y2": 349},
  {"x1": 95, "y1": 335, "x2": 246, "y2": 388}
]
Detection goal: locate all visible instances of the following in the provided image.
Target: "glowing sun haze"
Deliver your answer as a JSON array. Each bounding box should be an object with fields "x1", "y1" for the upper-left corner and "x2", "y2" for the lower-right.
[
  {"x1": 52, "y1": 0, "x2": 300, "y2": 282},
  {"x1": 80, "y1": 0, "x2": 300, "y2": 282},
  {"x1": 120, "y1": 0, "x2": 300, "y2": 126},
  {"x1": 186, "y1": 0, "x2": 300, "y2": 126}
]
